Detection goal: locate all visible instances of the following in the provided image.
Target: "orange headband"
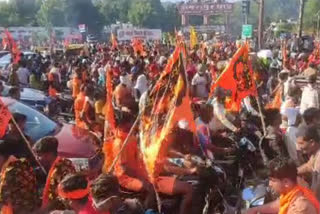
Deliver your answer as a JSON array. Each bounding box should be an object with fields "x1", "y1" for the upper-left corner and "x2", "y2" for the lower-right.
[{"x1": 57, "y1": 184, "x2": 90, "y2": 200}]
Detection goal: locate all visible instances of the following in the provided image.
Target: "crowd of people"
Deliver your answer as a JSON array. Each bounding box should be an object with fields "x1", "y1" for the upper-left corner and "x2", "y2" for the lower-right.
[{"x1": 0, "y1": 33, "x2": 320, "y2": 214}]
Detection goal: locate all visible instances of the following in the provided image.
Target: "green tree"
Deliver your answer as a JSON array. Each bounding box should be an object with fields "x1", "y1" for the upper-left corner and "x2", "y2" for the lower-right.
[
  {"x1": 36, "y1": 0, "x2": 67, "y2": 27},
  {"x1": 162, "y1": 3, "x2": 180, "y2": 32},
  {"x1": 304, "y1": 0, "x2": 320, "y2": 28},
  {"x1": 127, "y1": 0, "x2": 153, "y2": 27},
  {"x1": 265, "y1": 0, "x2": 299, "y2": 22},
  {"x1": 0, "y1": 0, "x2": 40, "y2": 27},
  {"x1": 95, "y1": 0, "x2": 130, "y2": 25},
  {"x1": 0, "y1": 2, "x2": 20, "y2": 27},
  {"x1": 65, "y1": 0, "x2": 103, "y2": 33}
]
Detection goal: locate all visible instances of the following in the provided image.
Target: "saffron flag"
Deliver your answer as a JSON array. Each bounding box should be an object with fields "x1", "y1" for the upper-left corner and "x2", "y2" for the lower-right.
[
  {"x1": 0, "y1": 98, "x2": 11, "y2": 138},
  {"x1": 103, "y1": 68, "x2": 116, "y2": 173},
  {"x1": 210, "y1": 44, "x2": 257, "y2": 111},
  {"x1": 3, "y1": 29, "x2": 21, "y2": 64},
  {"x1": 111, "y1": 33, "x2": 118, "y2": 50},
  {"x1": 139, "y1": 44, "x2": 194, "y2": 182},
  {"x1": 132, "y1": 38, "x2": 146, "y2": 56},
  {"x1": 266, "y1": 86, "x2": 283, "y2": 110},
  {"x1": 1, "y1": 33, "x2": 8, "y2": 50},
  {"x1": 190, "y1": 26, "x2": 198, "y2": 50},
  {"x1": 282, "y1": 40, "x2": 288, "y2": 69}
]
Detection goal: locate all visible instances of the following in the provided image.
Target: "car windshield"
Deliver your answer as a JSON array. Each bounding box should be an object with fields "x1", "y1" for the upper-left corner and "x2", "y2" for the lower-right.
[{"x1": 7, "y1": 101, "x2": 58, "y2": 142}]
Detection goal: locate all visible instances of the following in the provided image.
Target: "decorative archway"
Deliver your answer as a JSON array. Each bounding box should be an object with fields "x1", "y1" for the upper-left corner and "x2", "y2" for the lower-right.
[{"x1": 178, "y1": 0, "x2": 233, "y2": 34}]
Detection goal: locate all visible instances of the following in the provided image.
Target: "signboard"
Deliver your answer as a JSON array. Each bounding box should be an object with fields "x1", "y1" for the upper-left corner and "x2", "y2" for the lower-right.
[
  {"x1": 182, "y1": 25, "x2": 225, "y2": 33},
  {"x1": 242, "y1": 25, "x2": 253, "y2": 39},
  {"x1": 178, "y1": 3, "x2": 233, "y2": 15},
  {"x1": 117, "y1": 29, "x2": 162, "y2": 41},
  {"x1": 78, "y1": 24, "x2": 86, "y2": 33}
]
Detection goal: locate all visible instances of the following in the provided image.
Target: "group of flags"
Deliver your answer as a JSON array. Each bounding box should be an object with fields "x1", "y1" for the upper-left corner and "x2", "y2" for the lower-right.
[
  {"x1": 102, "y1": 26, "x2": 260, "y2": 183},
  {"x1": 0, "y1": 29, "x2": 20, "y2": 139},
  {"x1": 1, "y1": 27, "x2": 259, "y2": 183}
]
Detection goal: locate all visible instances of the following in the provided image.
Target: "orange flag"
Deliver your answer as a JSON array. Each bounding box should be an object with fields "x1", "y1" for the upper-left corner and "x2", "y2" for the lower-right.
[
  {"x1": 3, "y1": 29, "x2": 20, "y2": 64},
  {"x1": 282, "y1": 40, "x2": 288, "y2": 69},
  {"x1": 0, "y1": 98, "x2": 11, "y2": 138},
  {"x1": 210, "y1": 44, "x2": 257, "y2": 111},
  {"x1": 140, "y1": 44, "x2": 194, "y2": 182},
  {"x1": 132, "y1": 38, "x2": 146, "y2": 56},
  {"x1": 103, "y1": 68, "x2": 116, "y2": 173},
  {"x1": 111, "y1": 33, "x2": 118, "y2": 50},
  {"x1": 266, "y1": 86, "x2": 283, "y2": 110}
]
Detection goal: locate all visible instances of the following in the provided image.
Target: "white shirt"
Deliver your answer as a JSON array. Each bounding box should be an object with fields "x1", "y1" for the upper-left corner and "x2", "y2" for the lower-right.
[
  {"x1": 50, "y1": 67, "x2": 61, "y2": 83},
  {"x1": 120, "y1": 73, "x2": 132, "y2": 89},
  {"x1": 284, "y1": 126, "x2": 298, "y2": 162},
  {"x1": 283, "y1": 77, "x2": 295, "y2": 99},
  {"x1": 139, "y1": 91, "x2": 148, "y2": 113},
  {"x1": 17, "y1": 67, "x2": 30, "y2": 86},
  {"x1": 210, "y1": 98, "x2": 237, "y2": 133},
  {"x1": 134, "y1": 74, "x2": 148, "y2": 96},
  {"x1": 191, "y1": 73, "x2": 209, "y2": 98},
  {"x1": 243, "y1": 96, "x2": 259, "y2": 116},
  {"x1": 300, "y1": 84, "x2": 319, "y2": 114}
]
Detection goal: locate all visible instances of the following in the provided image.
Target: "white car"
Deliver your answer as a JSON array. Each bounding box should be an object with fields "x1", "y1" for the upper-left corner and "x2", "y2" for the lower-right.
[{"x1": 0, "y1": 51, "x2": 36, "y2": 69}]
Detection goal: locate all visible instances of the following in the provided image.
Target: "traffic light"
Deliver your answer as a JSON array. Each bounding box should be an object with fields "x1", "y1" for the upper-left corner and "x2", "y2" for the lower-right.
[{"x1": 242, "y1": 0, "x2": 250, "y2": 15}]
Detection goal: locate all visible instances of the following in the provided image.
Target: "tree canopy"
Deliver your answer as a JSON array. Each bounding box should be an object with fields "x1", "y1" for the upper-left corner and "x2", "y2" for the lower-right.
[{"x1": 0, "y1": 0, "x2": 316, "y2": 35}]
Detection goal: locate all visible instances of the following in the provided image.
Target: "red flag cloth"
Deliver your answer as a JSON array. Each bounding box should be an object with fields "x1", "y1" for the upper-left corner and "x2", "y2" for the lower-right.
[
  {"x1": 0, "y1": 98, "x2": 11, "y2": 138},
  {"x1": 64, "y1": 39, "x2": 70, "y2": 47},
  {"x1": 104, "y1": 68, "x2": 116, "y2": 138},
  {"x1": 140, "y1": 44, "x2": 193, "y2": 182},
  {"x1": 4, "y1": 29, "x2": 21, "y2": 64},
  {"x1": 282, "y1": 40, "x2": 288, "y2": 69},
  {"x1": 1, "y1": 33, "x2": 9, "y2": 50},
  {"x1": 210, "y1": 44, "x2": 257, "y2": 111},
  {"x1": 111, "y1": 33, "x2": 118, "y2": 50},
  {"x1": 132, "y1": 39, "x2": 145, "y2": 56},
  {"x1": 102, "y1": 68, "x2": 116, "y2": 173}
]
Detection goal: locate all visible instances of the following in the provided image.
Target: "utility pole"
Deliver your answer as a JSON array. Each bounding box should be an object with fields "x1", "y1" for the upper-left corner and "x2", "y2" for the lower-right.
[
  {"x1": 258, "y1": 0, "x2": 264, "y2": 49},
  {"x1": 242, "y1": 0, "x2": 250, "y2": 25},
  {"x1": 298, "y1": 0, "x2": 305, "y2": 38},
  {"x1": 317, "y1": 11, "x2": 320, "y2": 39}
]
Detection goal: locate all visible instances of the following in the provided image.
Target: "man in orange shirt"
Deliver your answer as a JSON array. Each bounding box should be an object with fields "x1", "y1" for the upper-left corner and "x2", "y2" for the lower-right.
[
  {"x1": 72, "y1": 67, "x2": 82, "y2": 99},
  {"x1": 113, "y1": 76, "x2": 134, "y2": 110},
  {"x1": 74, "y1": 85, "x2": 86, "y2": 129},
  {"x1": 48, "y1": 62, "x2": 61, "y2": 98},
  {"x1": 247, "y1": 158, "x2": 319, "y2": 214},
  {"x1": 112, "y1": 112, "x2": 156, "y2": 209}
]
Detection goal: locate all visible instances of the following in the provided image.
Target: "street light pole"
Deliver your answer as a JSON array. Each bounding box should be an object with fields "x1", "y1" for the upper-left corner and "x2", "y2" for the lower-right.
[
  {"x1": 258, "y1": 0, "x2": 264, "y2": 49},
  {"x1": 298, "y1": 0, "x2": 305, "y2": 38},
  {"x1": 317, "y1": 12, "x2": 320, "y2": 39}
]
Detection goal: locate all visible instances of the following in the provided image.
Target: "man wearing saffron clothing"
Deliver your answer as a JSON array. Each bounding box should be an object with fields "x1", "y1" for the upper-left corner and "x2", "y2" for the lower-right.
[
  {"x1": 74, "y1": 85, "x2": 86, "y2": 129},
  {"x1": 57, "y1": 173, "x2": 107, "y2": 214},
  {"x1": 247, "y1": 157, "x2": 319, "y2": 214},
  {"x1": 33, "y1": 136, "x2": 75, "y2": 212},
  {"x1": 0, "y1": 140, "x2": 39, "y2": 214},
  {"x1": 112, "y1": 111, "x2": 156, "y2": 209}
]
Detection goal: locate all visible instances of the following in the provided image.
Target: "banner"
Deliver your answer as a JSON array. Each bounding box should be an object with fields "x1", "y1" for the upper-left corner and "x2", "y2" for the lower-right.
[
  {"x1": 78, "y1": 24, "x2": 86, "y2": 33},
  {"x1": 117, "y1": 29, "x2": 162, "y2": 41}
]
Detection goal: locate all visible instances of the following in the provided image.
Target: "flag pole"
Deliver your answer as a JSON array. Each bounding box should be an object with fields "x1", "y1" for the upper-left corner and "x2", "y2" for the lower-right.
[
  {"x1": 106, "y1": 112, "x2": 163, "y2": 213},
  {"x1": 254, "y1": 82, "x2": 269, "y2": 165},
  {"x1": 11, "y1": 116, "x2": 47, "y2": 175},
  {"x1": 107, "y1": 114, "x2": 140, "y2": 174}
]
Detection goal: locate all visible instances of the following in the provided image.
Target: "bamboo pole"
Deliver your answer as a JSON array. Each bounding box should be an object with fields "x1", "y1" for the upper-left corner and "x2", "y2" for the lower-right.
[{"x1": 11, "y1": 116, "x2": 47, "y2": 175}]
